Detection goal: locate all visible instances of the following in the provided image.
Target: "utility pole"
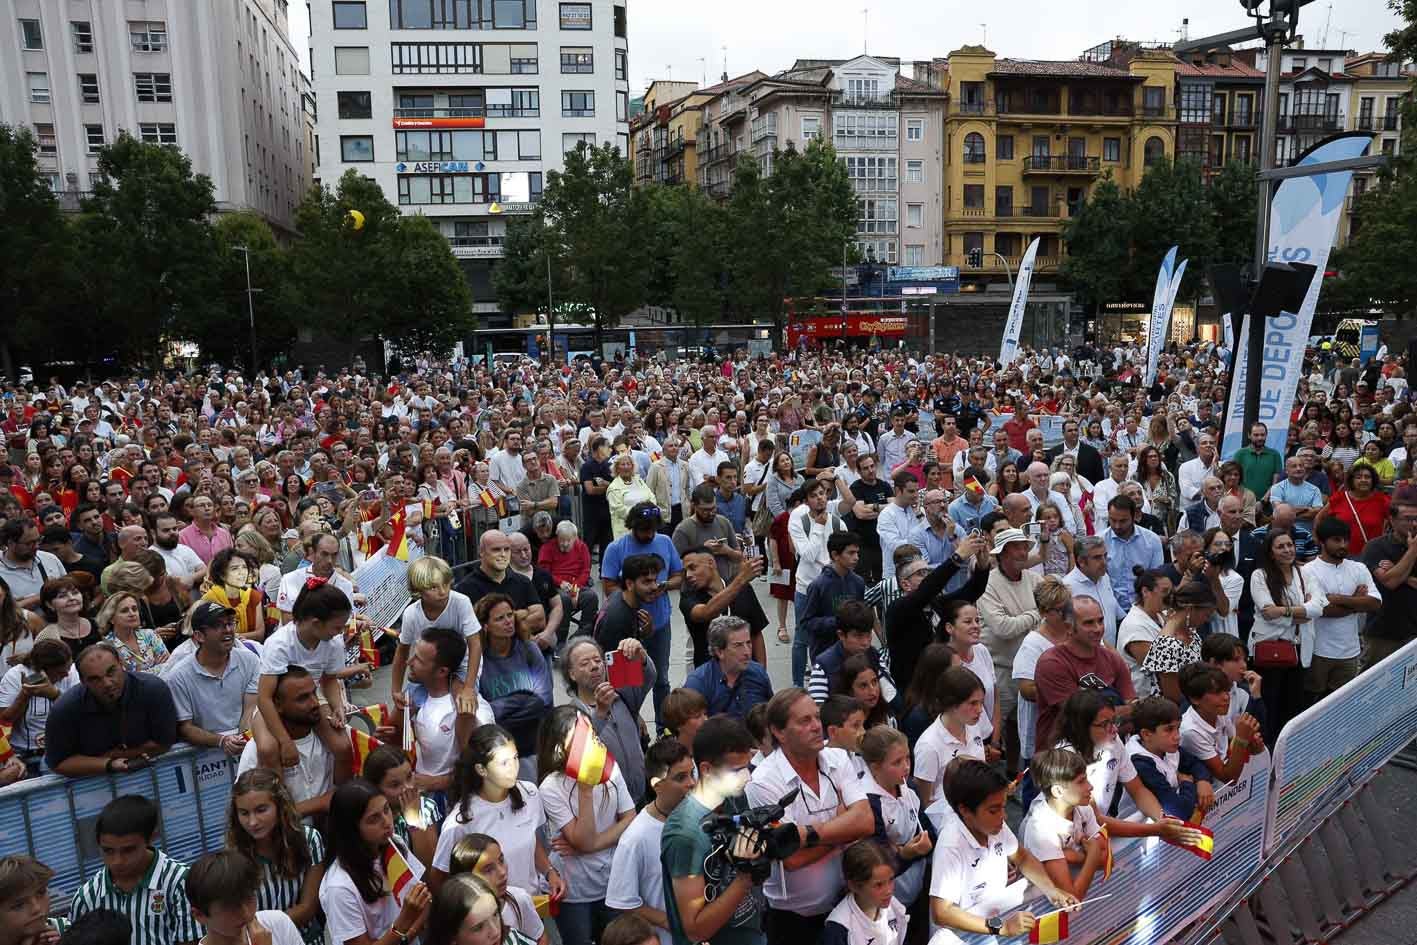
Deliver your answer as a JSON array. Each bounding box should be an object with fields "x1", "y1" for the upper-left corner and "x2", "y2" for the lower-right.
[{"x1": 235, "y1": 245, "x2": 259, "y2": 375}]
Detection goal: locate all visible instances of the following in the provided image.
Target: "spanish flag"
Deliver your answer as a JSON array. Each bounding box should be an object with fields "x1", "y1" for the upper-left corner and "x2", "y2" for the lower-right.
[
  {"x1": 387, "y1": 506, "x2": 411, "y2": 562},
  {"x1": 350, "y1": 728, "x2": 381, "y2": 777},
  {"x1": 964, "y1": 476, "x2": 985, "y2": 496},
  {"x1": 0, "y1": 723, "x2": 13, "y2": 765},
  {"x1": 359, "y1": 627, "x2": 382, "y2": 668},
  {"x1": 382, "y1": 841, "x2": 415, "y2": 904},
  {"x1": 478, "y1": 489, "x2": 498, "y2": 510},
  {"x1": 362, "y1": 703, "x2": 391, "y2": 728},
  {"x1": 1166, "y1": 825, "x2": 1215, "y2": 861},
  {"x1": 1029, "y1": 910, "x2": 1068, "y2": 944},
  {"x1": 564, "y1": 713, "x2": 615, "y2": 786}
]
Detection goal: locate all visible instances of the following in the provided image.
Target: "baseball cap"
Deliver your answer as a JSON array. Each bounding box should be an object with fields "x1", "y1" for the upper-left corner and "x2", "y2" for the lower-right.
[
  {"x1": 190, "y1": 601, "x2": 236, "y2": 631},
  {"x1": 991, "y1": 527, "x2": 1032, "y2": 555}
]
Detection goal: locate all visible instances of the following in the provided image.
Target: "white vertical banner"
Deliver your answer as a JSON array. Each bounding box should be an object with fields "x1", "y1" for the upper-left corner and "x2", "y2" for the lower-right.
[
  {"x1": 1144, "y1": 246, "x2": 1180, "y2": 385},
  {"x1": 1224, "y1": 134, "x2": 1375, "y2": 458},
  {"x1": 1222, "y1": 312, "x2": 1234, "y2": 352},
  {"x1": 998, "y1": 237, "x2": 1041, "y2": 366},
  {"x1": 1221, "y1": 313, "x2": 1251, "y2": 457}
]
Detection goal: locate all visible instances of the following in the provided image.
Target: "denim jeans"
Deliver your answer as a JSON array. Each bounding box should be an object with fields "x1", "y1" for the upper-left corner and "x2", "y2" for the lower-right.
[
  {"x1": 554, "y1": 898, "x2": 613, "y2": 945},
  {"x1": 792, "y1": 591, "x2": 810, "y2": 687},
  {"x1": 645, "y1": 622, "x2": 672, "y2": 731}
]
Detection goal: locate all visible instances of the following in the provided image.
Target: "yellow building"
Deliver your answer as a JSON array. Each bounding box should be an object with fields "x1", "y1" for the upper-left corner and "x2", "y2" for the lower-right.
[
  {"x1": 1340, "y1": 51, "x2": 1408, "y2": 245},
  {"x1": 934, "y1": 44, "x2": 1177, "y2": 287},
  {"x1": 630, "y1": 76, "x2": 768, "y2": 189}
]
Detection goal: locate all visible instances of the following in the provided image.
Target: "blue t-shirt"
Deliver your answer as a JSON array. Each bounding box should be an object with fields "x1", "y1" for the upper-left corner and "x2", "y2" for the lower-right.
[
  {"x1": 601, "y1": 533, "x2": 683, "y2": 631},
  {"x1": 1270, "y1": 478, "x2": 1323, "y2": 509}
]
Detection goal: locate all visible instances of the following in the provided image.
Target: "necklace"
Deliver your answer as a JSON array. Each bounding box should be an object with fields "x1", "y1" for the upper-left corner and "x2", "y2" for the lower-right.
[{"x1": 651, "y1": 798, "x2": 671, "y2": 820}]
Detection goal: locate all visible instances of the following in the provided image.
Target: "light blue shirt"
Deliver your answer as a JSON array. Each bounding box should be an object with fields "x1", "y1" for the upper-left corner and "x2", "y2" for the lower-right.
[
  {"x1": 1062, "y1": 567, "x2": 1121, "y2": 647},
  {"x1": 1269, "y1": 478, "x2": 1323, "y2": 509},
  {"x1": 949, "y1": 493, "x2": 999, "y2": 532},
  {"x1": 918, "y1": 522, "x2": 969, "y2": 594},
  {"x1": 1102, "y1": 525, "x2": 1164, "y2": 613}
]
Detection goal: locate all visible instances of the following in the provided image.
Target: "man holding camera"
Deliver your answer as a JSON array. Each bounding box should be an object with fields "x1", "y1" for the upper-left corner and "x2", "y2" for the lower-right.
[{"x1": 662, "y1": 716, "x2": 770, "y2": 945}]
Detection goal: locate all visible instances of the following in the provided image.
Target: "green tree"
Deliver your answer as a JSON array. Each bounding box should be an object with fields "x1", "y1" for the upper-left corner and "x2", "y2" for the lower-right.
[
  {"x1": 384, "y1": 214, "x2": 476, "y2": 357},
  {"x1": 1207, "y1": 160, "x2": 1259, "y2": 270},
  {"x1": 69, "y1": 132, "x2": 220, "y2": 367},
  {"x1": 1126, "y1": 157, "x2": 1216, "y2": 300},
  {"x1": 179, "y1": 211, "x2": 293, "y2": 372},
  {"x1": 0, "y1": 124, "x2": 75, "y2": 378},
  {"x1": 644, "y1": 183, "x2": 726, "y2": 325},
  {"x1": 1060, "y1": 173, "x2": 1133, "y2": 311}
]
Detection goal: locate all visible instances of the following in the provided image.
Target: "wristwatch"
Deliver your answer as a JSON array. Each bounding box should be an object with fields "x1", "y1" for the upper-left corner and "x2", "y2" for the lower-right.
[
  {"x1": 392, "y1": 928, "x2": 410, "y2": 945},
  {"x1": 986, "y1": 916, "x2": 1004, "y2": 936}
]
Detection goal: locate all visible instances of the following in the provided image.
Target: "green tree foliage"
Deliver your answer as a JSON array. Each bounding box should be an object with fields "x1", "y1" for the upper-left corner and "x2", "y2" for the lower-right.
[
  {"x1": 1060, "y1": 173, "x2": 1132, "y2": 309},
  {"x1": 0, "y1": 125, "x2": 74, "y2": 374},
  {"x1": 1206, "y1": 160, "x2": 1259, "y2": 269},
  {"x1": 190, "y1": 212, "x2": 292, "y2": 372},
  {"x1": 384, "y1": 214, "x2": 476, "y2": 357},
  {"x1": 643, "y1": 184, "x2": 726, "y2": 325},
  {"x1": 1127, "y1": 158, "x2": 1216, "y2": 299},
  {"x1": 69, "y1": 132, "x2": 220, "y2": 366}
]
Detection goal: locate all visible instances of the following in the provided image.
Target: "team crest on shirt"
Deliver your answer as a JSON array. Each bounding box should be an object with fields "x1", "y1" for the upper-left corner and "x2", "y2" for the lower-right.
[
  {"x1": 148, "y1": 890, "x2": 166, "y2": 914},
  {"x1": 1107, "y1": 759, "x2": 1118, "y2": 770},
  {"x1": 994, "y1": 842, "x2": 1004, "y2": 855}
]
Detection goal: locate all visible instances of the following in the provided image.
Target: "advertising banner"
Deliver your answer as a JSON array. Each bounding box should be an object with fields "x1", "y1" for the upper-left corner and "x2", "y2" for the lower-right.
[
  {"x1": 1144, "y1": 246, "x2": 1181, "y2": 385},
  {"x1": 1221, "y1": 133, "x2": 1374, "y2": 457},
  {"x1": 1222, "y1": 312, "x2": 1234, "y2": 354},
  {"x1": 1221, "y1": 313, "x2": 1252, "y2": 457},
  {"x1": 998, "y1": 238, "x2": 1041, "y2": 366},
  {"x1": 1265, "y1": 639, "x2": 1417, "y2": 855}
]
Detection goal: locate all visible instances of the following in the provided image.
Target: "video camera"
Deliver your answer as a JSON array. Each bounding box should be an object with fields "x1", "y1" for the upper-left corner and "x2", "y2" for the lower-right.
[{"x1": 700, "y1": 788, "x2": 803, "y2": 883}]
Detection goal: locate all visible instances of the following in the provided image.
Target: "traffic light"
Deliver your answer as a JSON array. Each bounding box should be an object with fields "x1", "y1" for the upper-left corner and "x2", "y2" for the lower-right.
[{"x1": 967, "y1": 247, "x2": 983, "y2": 268}]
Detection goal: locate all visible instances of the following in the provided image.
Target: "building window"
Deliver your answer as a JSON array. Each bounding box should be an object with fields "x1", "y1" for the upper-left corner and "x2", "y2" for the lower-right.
[
  {"x1": 19, "y1": 19, "x2": 42, "y2": 49},
  {"x1": 139, "y1": 122, "x2": 177, "y2": 144},
  {"x1": 518, "y1": 129, "x2": 541, "y2": 158},
  {"x1": 27, "y1": 73, "x2": 50, "y2": 104},
  {"x1": 1144, "y1": 136, "x2": 1166, "y2": 166},
  {"x1": 802, "y1": 116, "x2": 821, "y2": 140},
  {"x1": 904, "y1": 244, "x2": 924, "y2": 266},
  {"x1": 963, "y1": 132, "x2": 986, "y2": 163},
  {"x1": 334, "y1": 46, "x2": 371, "y2": 74},
  {"x1": 963, "y1": 232, "x2": 984, "y2": 259},
  {"x1": 996, "y1": 135, "x2": 1014, "y2": 160},
  {"x1": 844, "y1": 156, "x2": 897, "y2": 193},
  {"x1": 963, "y1": 184, "x2": 984, "y2": 209},
  {"x1": 79, "y1": 73, "x2": 101, "y2": 104},
  {"x1": 1103, "y1": 137, "x2": 1120, "y2": 162},
  {"x1": 616, "y1": 90, "x2": 628, "y2": 122},
  {"x1": 389, "y1": 0, "x2": 536, "y2": 29},
  {"x1": 1234, "y1": 136, "x2": 1251, "y2": 164},
  {"x1": 560, "y1": 47, "x2": 593, "y2": 72},
  {"x1": 34, "y1": 123, "x2": 57, "y2": 155},
  {"x1": 561, "y1": 90, "x2": 594, "y2": 117},
  {"x1": 391, "y1": 42, "x2": 484, "y2": 73},
  {"x1": 129, "y1": 21, "x2": 167, "y2": 52},
  {"x1": 511, "y1": 46, "x2": 539, "y2": 72},
  {"x1": 856, "y1": 197, "x2": 897, "y2": 233},
  {"x1": 906, "y1": 118, "x2": 923, "y2": 141},
  {"x1": 333, "y1": 1, "x2": 368, "y2": 28},
  {"x1": 562, "y1": 132, "x2": 596, "y2": 152},
  {"x1": 341, "y1": 135, "x2": 375, "y2": 162},
  {"x1": 1291, "y1": 57, "x2": 1306, "y2": 70},
  {"x1": 614, "y1": 5, "x2": 626, "y2": 37},
  {"x1": 906, "y1": 203, "x2": 923, "y2": 227},
  {"x1": 559, "y1": 2, "x2": 592, "y2": 29},
  {"x1": 71, "y1": 21, "x2": 93, "y2": 54},
  {"x1": 1318, "y1": 58, "x2": 1332, "y2": 73},
  {"x1": 615, "y1": 49, "x2": 627, "y2": 81},
  {"x1": 905, "y1": 159, "x2": 923, "y2": 183},
  {"x1": 337, "y1": 90, "x2": 372, "y2": 118},
  {"x1": 1143, "y1": 86, "x2": 1167, "y2": 116},
  {"x1": 85, "y1": 124, "x2": 105, "y2": 154},
  {"x1": 995, "y1": 185, "x2": 1013, "y2": 215},
  {"x1": 134, "y1": 73, "x2": 174, "y2": 102},
  {"x1": 397, "y1": 173, "x2": 501, "y2": 205}
]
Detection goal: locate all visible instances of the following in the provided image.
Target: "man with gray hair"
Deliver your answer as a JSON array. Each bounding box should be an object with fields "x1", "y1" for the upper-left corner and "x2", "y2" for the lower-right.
[
  {"x1": 1163, "y1": 529, "x2": 1205, "y2": 586},
  {"x1": 687, "y1": 425, "x2": 729, "y2": 490},
  {"x1": 1062, "y1": 535, "x2": 1119, "y2": 646},
  {"x1": 1184, "y1": 475, "x2": 1225, "y2": 534},
  {"x1": 561, "y1": 634, "x2": 654, "y2": 798},
  {"x1": 537, "y1": 519, "x2": 598, "y2": 641},
  {"x1": 1024, "y1": 461, "x2": 1076, "y2": 533},
  {"x1": 683, "y1": 614, "x2": 774, "y2": 719},
  {"x1": 1032, "y1": 594, "x2": 1137, "y2": 746}
]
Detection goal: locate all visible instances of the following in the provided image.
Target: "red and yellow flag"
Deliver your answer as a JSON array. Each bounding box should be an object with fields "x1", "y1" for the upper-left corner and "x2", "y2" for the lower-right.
[
  {"x1": 1099, "y1": 827, "x2": 1113, "y2": 881},
  {"x1": 359, "y1": 627, "x2": 382, "y2": 668},
  {"x1": 478, "y1": 489, "x2": 498, "y2": 510},
  {"x1": 382, "y1": 841, "x2": 415, "y2": 904},
  {"x1": 350, "y1": 728, "x2": 381, "y2": 777},
  {"x1": 564, "y1": 713, "x2": 615, "y2": 786},
  {"x1": 1030, "y1": 910, "x2": 1068, "y2": 944},
  {"x1": 387, "y1": 506, "x2": 411, "y2": 561},
  {"x1": 0, "y1": 722, "x2": 13, "y2": 765},
  {"x1": 1166, "y1": 825, "x2": 1215, "y2": 861}
]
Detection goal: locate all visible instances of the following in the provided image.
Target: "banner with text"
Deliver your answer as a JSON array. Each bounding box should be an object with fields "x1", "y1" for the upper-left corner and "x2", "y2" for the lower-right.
[
  {"x1": 1144, "y1": 246, "x2": 1181, "y2": 386},
  {"x1": 998, "y1": 238, "x2": 1040, "y2": 366},
  {"x1": 1220, "y1": 313, "x2": 1252, "y2": 457}
]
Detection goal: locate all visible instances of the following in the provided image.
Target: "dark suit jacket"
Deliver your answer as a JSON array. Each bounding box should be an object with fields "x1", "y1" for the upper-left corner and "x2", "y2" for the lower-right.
[{"x1": 1045, "y1": 441, "x2": 1104, "y2": 484}]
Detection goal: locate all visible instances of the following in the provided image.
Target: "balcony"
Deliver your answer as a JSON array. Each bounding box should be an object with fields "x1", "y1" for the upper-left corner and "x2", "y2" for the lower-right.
[
  {"x1": 1142, "y1": 104, "x2": 1172, "y2": 119},
  {"x1": 961, "y1": 206, "x2": 988, "y2": 217},
  {"x1": 1384, "y1": 114, "x2": 1400, "y2": 131},
  {"x1": 1021, "y1": 154, "x2": 1100, "y2": 174},
  {"x1": 665, "y1": 136, "x2": 687, "y2": 156},
  {"x1": 55, "y1": 190, "x2": 92, "y2": 213},
  {"x1": 1067, "y1": 104, "x2": 1134, "y2": 120},
  {"x1": 393, "y1": 104, "x2": 538, "y2": 120},
  {"x1": 995, "y1": 205, "x2": 1015, "y2": 218},
  {"x1": 954, "y1": 99, "x2": 992, "y2": 116},
  {"x1": 951, "y1": 252, "x2": 1062, "y2": 271},
  {"x1": 1021, "y1": 205, "x2": 1059, "y2": 218},
  {"x1": 699, "y1": 144, "x2": 735, "y2": 166},
  {"x1": 1282, "y1": 113, "x2": 1342, "y2": 133},
  {"x1": 706, "y1": 178, "x2": 731, "y2": 198},
  {"x1": 832, "y1": 91, "x2": 899, "y2": 109},
  {"x1": 1227, "y1": 112, "x2": 1256, "y2": 128},
  {"x1": 1357, "y1": 115, "x2": 1376, "y2": 130},
  {"x1": 448, "y1": 234, "x2": 505, "y2": 258}
]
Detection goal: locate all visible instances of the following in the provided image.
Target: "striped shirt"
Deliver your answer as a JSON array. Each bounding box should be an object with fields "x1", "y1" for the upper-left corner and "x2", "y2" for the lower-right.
[
  {"x1": 70, "y1": 848, "x2": 199, "y2": 945},
  {"x1": 394, "y1": 795, "x2": 442, "y2": 850},
  {"x1": 864, "y1": 577, "x2": 901, "y2": 625},
  {"x1": 256, "y1": 824, "x2": 327, "y2": 945}
]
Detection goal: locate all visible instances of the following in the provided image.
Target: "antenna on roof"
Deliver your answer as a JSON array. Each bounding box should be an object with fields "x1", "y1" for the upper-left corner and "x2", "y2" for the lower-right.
[
  {"x1": 666, "y1": 64, "x2": 672, "y2": 80},
  {"x1": 1318, "y1": 1, "x2": 1332, "y2": 47},
  {"x1": 1179, "y1": 18, "x2": 1190, "y2": 44},
  {"x1": 1335, "y1": 28, "x2": 1356, "y2": 49},
  {"x1": 862, "y1": 7, "x2": 869, "y2": 54},
  {"x1": 980, "y1": 23, "x2": 988, "y2": 47},
  {"x1": 722, "y1": 45, "x2": 728, "y2": 83},
  {"x1": 698, "y1": 56, "x2": 707, "y2": 87}
]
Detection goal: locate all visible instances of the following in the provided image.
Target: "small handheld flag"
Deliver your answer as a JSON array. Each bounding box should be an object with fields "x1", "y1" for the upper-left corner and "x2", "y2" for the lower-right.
[
  {"x1": 1029, "y1": 910, "x2": 1068, "y2": 944},
  {"x1": 1099, "y1": 827, "x2": 1113, "y2": 881},
  {"x1": 1166, "y1": 825, "x2": 1215, "y2": 860},
  {"x1": 564, "y1": 713, "x2": 616, "y2": 786},
  {"x1": 362, "y1": 703, "x2": 390, "y2": 728},
  {"x1": 0, "y1": 723, "x2": 13, "y2": 766},
  {"x1": 350, "y1": 728, "x2": 381, "y2": 777},
  {"x1": 382, "y1": 841, "x2": 414, "y2": 904}
]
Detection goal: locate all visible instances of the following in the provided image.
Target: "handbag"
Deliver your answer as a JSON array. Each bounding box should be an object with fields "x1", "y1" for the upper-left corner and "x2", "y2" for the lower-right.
[
  {"x1": 751, "y1": 466, "x2": 774, "y2": 538},
  {"x1": 1254, "y1": 639, "x2": 1299, "y2": 669},
  {"x1": 1343, "y1": 490, "x2": 1370, "y2": 546}
]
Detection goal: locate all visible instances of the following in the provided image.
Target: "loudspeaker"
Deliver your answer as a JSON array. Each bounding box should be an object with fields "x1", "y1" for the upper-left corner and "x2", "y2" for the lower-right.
[{"x1": 1250, "y1": 261, "x2": 1317, "y2": 318}]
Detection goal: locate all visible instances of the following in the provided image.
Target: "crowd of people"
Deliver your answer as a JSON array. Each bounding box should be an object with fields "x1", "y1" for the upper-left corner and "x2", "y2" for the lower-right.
[{"x1": 0, "y1": 334, "x2": 1412, "y2": 945}]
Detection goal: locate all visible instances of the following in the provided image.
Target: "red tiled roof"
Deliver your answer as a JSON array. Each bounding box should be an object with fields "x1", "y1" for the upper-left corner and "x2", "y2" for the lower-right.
[
  {"x1": 894, "y1": 74, "x2": 945, "y2": 95},
  {"x1": 1174, "y1": 57, "x2": 1265, "y2": 79},
  {"x1": 991, "y1": 59, "x2": 1136, "y2": 79}
]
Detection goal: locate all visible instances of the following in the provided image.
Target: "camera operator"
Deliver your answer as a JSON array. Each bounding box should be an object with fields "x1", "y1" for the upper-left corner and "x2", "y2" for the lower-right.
[
  {"x1": 745, "y1": 687, "x2": 874, "y2": 941},
  {"x1": 662, "y1": 716, "x2": 771, "y2": 945}
]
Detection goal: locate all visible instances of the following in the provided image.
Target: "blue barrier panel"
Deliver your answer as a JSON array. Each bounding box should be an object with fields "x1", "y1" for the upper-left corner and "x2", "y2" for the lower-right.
[
  {"x1": 957, "y1": 753, "x2": 1270, "y2": 945},
  {"x1": 1265, "y1": 639, "x2": 1417, "y2": 855},
  {"x1": 0, "y1": 746, "x2": 236, "y2": 907}
]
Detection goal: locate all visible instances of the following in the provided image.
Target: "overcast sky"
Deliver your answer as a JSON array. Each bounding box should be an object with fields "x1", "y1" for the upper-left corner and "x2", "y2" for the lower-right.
[{"x1": 289, "y1": 0, "x2": 1404, "y2": 92}]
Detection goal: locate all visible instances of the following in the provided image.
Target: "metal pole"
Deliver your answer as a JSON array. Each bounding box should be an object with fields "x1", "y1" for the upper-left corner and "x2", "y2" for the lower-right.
[
  {"x1": 990, "y1": 252, "x2": 1015, "y2": 292},
  {"x1": 238, "y1": 246, "x2": 258, "y2": 375},
  {"x1": 545, "y1": 225, "x2": 555, "y2": 366},
  {"x1": 1244, "y1": 17, "x2": 1287, "y2": 436}
]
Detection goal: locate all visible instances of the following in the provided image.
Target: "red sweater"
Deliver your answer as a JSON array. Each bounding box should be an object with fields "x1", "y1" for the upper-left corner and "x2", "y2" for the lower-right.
[{"x1": 538, "y1": 539, "x2": 591, "y2": 588}]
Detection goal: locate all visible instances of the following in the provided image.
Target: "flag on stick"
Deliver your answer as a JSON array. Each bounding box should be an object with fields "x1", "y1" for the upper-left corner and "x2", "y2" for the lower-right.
[
  {"x1": 564, "y1": 713, "x2": 615, "y2": 786},
  {"x1": 382, "y1": 841, "x2": 414, "y2": 904},
  {"x1": 1029, "y1": 910, "x2": 1068, "y2": 944},
  {"x1": 1166, "y1": 825, "x2": 1215, "y2": 860}
]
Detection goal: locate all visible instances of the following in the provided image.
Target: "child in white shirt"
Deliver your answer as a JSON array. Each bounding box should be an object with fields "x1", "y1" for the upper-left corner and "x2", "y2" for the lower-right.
[
  {"x1": 822, "y1": 840, "x2": 909, "y2": 945},
  {"x1": 1019, "y1": 749, "x2": 1109, "y2": 899}
]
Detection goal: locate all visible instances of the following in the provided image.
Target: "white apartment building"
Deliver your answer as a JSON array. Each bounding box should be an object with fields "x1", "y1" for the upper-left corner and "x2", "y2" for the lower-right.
[
  {"x1": 308, "y1": 0, "x2": 630, "y2": 321},
  {"x1": 0, "y1": 0, "x2": 311, "y2": 232},
  {"x1": 701, "y1": 55, "x2": 946, "y2": 268}
]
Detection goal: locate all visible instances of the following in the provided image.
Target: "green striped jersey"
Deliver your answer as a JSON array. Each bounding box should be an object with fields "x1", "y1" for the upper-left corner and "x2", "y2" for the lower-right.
[
  {"x1": 256, "y1": 824, "x2": 327, "y2": 945},
  {"x1": 69, "y1": 848, "x2": 199, "y2": 945},
  {"x1": 393, "y1": 795, "x2": 442, "y2": 850}
]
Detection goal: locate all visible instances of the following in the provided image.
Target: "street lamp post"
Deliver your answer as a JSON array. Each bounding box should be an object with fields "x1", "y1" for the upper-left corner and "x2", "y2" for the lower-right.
[{"x1": 234, "y1": 245, "x2": 259, "y2": 375}]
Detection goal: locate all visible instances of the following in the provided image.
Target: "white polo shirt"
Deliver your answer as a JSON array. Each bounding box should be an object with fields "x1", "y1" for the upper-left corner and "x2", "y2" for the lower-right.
[
  {"x1": 928, "y1": 809, "x2": 1024, "y2": 937},
  {"x1": 1180, "y1": 706, "x2": 1236, "y2": 765},
  {"x1": 745, "y1": 746, "x2": 867, "y2": 916},
  {"x1": 1020, "y1": 795, "x2": 1103, "y2": 864},
  {"x1": 413, "y1": 692, "x2": 459, "y2": 778},
  {"x1": 1303, "y1": 557, "x2": 1380, "y2": 661},
  {"x1": 913, "y1": 716, "x2": 992, "y2": 801},
  {"x1": 276, "y1": 568, "x2": 356, "y2": 614},
  {"x1": 1056, "y1": 736, "x2": 1135, "y2": 817}
]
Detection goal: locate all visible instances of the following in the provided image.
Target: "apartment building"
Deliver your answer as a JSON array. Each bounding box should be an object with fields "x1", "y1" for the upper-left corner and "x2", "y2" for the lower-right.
[
  {"x1": 629, "y1": 79, "x2": 702, "y2": 187},
  {"x1": 1, "y1": 0, "x2": 310, "y2": 232},
  {"x1": 308, "y1": 0, "x2": 630, "y2": 322},
  {"x1": 695, "y1": 71, "x2": 770, "y2": 198},
  {"x1": 932, "y1": 43, "x2": 1177, "y2": 289},
  {"x1": 1234, "y1": 44, "x2": 1353, "y2": 165},
  {"x1": 1342, "y1": 51, "x2": 1408, "y2": 244},
  {"x1": 1171, "y1": 47, "x2": 1264, "y2": 176},
  {"x1": 696, "y1": 56, "x2": 947, "y2": 268}
]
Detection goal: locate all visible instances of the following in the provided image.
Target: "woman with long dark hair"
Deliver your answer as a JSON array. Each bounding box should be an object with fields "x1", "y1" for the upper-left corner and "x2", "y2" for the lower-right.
[
  {"x1": 424, "y1": 873, "x2": 536, "y2": 945},
  {"x1": 319, "y1": 779, "x2": 432, "y2": 945},
  {"x1": 832, "y1": 653, "x2": 895, "y2": 729},
  {"x1": 1249, "y1": 530, "x2": 1326, "y2": 741},
  {"x1": 227, "y1": 767, "x2": 326, "y2": 943}
]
